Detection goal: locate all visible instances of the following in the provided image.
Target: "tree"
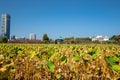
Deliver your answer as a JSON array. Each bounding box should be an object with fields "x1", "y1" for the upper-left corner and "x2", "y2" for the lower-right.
[
  {"x1": 110, "y1": 35, "x2": 117, "y2": 41},
  {"x1": 42, "y1": 34, "x2": 49, "y2": 43},
  {"x1": 110, "y1": 35, "x2": 120, "y2": 44},
  {"x1": 116, "y1": 35, "x2": 120, "y2": 44},
  {"x1": 2, "y1": 36, "x2": 8, "y2": 43}
]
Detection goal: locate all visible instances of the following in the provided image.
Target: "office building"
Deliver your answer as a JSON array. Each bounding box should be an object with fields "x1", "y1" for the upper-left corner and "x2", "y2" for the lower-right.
[
  {"x1": 29, "y1": 33, "x2": 36, "y2": 40},
  {"x1": 1, "y1": 13, "x2": 11, "y2": 39}
]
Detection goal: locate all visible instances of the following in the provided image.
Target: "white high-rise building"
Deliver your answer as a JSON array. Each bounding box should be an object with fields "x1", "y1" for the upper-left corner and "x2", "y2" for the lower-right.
[
  {"x1": 1, "y1": 13, "x2": 10, "y2": 39},
  {"x1": 29, "y1": 34, "x2": 36, "y2": 40}
]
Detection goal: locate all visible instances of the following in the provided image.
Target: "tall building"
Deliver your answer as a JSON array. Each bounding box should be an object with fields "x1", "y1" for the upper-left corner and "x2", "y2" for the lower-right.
[
  {"x1": 29, "y1": 33, "x2": 36, "y2": 40},
  {"x1": 1, "y1": 13, "x2": 10, "y2": 39}
]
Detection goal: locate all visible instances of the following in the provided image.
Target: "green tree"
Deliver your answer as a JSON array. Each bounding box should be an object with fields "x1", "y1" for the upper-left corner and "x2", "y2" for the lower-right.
[
  {"x1": 110, "y1": 35, "x2": 120, "y2": 44},
  {"x1": 42, "y1": 34, "x2": 49, "y2": 43},
  {"x1": 2, "y1": 36, "x2": 8, "y2": 43},
  {"x1": 116, "y1": 35, "x2": 120, "y2": 44},
  {"x1": 110, "y1": 35, "x2": 117, "y2": 41}
]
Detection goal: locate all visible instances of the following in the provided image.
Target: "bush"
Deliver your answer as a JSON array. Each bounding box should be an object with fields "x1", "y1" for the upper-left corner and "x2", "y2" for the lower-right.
[{"x1": 2, "y1": 36, "x2": 8, "y2": 43}]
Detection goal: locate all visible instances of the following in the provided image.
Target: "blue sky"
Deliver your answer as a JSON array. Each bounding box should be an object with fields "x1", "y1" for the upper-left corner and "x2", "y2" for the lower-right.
[{"x1": 0, "y1": 0, "x2": 120, "y2": 39}]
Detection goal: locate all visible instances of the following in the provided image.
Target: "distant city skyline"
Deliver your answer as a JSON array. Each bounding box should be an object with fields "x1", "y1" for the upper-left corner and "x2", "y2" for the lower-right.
[{"x1": 0, "y1": 0, "x2": 120, "y2": 39}]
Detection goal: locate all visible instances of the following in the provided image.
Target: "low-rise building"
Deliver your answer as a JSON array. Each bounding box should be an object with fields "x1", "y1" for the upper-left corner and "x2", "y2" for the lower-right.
[
  {"x1": 29, "y1": 33, "x2": 36, "y2": 40},
  {"x1": 91, "y1": 35, "x2": 109, "y2": 42}
]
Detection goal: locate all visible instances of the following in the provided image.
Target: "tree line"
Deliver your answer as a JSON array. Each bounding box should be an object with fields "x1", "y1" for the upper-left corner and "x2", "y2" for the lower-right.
[{"x1": 0, "y1": 34, "x2": 120, "y2": 44}]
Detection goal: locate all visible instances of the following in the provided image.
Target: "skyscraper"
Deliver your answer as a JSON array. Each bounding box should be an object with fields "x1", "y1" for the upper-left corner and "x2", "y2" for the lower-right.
[{"x1": 1, "y1": 13, "x2": 10, "y2": 39}]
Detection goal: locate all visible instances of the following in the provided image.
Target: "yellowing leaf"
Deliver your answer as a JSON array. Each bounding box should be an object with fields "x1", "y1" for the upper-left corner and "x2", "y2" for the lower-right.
[
  {"x1": 29, "y1": 51, "x2": 35, "y2": 60},
  {"x1": 112, "y1": 65, "x2": 120, "y2": 72},
  {"x1": 56, "y1": 74, "x2": 61, "y2": 79}
]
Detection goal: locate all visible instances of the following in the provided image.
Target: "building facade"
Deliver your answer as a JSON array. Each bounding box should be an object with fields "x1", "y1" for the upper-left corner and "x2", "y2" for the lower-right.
[
  {"x1": 29, "y1": 34, "x2": 36, "y2": 40},
  {"x1": 1, "y1": 13, "x2": 11, "y2": 39}
]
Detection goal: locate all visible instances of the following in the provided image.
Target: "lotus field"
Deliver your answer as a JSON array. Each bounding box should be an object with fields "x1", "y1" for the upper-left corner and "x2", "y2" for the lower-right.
[{"x1": 0, "y1": 44, "x2": 120, "y2": 80}]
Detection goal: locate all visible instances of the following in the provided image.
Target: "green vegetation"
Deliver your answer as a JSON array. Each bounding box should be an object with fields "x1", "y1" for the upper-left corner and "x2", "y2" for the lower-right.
[
  {"x1": 42, "y1": 33, "x2": 49, "y2": 44},
  {"x1": 110, "y1": 35, "x2": 120, "y2": 44},
  {"x1": 1, "y1": 36, "x2": 8, "y2": 43},
  {"x1": 0, "y1": 44, "x2": 120, "y2": 79}
]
